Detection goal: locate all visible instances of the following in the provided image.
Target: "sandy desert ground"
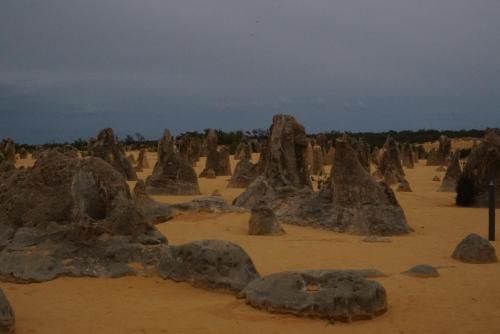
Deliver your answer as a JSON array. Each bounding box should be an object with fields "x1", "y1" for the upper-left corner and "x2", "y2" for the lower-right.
[{"x1": 3, "y1": 150, "x2": 499, "y2": 334}]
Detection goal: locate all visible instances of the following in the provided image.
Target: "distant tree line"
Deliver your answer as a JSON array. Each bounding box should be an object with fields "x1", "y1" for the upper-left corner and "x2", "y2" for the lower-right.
[{"x1": 14, "y1": 128, "x2": 484, "y2": 153}]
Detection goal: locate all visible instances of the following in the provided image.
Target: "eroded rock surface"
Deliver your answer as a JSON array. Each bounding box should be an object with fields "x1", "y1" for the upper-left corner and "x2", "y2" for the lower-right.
[
  {"x1": 452, "y1": 234, "x2": 498, "y2": 263},
  {"x1": 88, "y1": 128, "x2": 137, "y2": 181},
  {"x1": 240, "y1": 270, "x2": 388, "y2": 322},
  {"x1": 158, "y1": 240, "x2": 259, "y2": 292},
  {"x1": 145, "y1": 130, "x2": 200, "y2": 195}
]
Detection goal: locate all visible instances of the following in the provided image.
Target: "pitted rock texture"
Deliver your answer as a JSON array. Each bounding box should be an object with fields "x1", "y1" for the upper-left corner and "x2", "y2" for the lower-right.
[{"x1": 240, "y1": 270, "x2": 388, "y2": 322}]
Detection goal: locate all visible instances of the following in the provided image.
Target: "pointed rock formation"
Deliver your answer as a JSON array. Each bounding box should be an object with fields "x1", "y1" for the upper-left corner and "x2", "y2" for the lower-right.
[
  {"x1": 199, "y1": 130, "x2": 232, "y2": 177},
  {"x1": 178, "y1": 135, "x2": 201, "y2": 167},
  {"x1": 426, "y1": 135, "x2": 451, "y2": 166},
  {"x1": 327, "y1": 136, "x2": 410, "y2": 235},
  {"x1": 234, "y1": 115, "x2": 410, "y2": 236},
  {"x1": 324, "y1": 146, "x2": 335, "y2": 166},
  {"x1": 438, "y1": 151, "x2": 461, "y2": 192},
  {"x1": 376, "y1": 137, "x2": 406, "y2": 185},
  {"x1": 303, "y1": 140, "x2": 314, "y2": 173},
  {"x1": 234, "y1": 114, "x2": 312, "y2": 210},
  {"x1": 401, "y1": 143, "x2": 415, "y2": 169},
  {"x1": 135, "y1": 148, "x2": 150, "y2": 171},
  {"x1": 88, "y1": 128, "x2": 137, "y2": 181},
  {"x1": 248, "y1": 201, "x2": 285, "y2": 235},
  {"x1": 311, "y1": 145, "x2": 324, "y2": 175},
  {"x1": 227, "y1": 158, "x2": 259, "y2": 188},
  {"x1": 145, "y1": 130, "x2": 200, "y2": 195},
  {"x1": 0, "y1": 139, "x2": 16, "y2": 166},
  {"x1": 456, "y1": 128, "x2": 500, "y2": 207},
  {"x1": 19, "y1": 148, "x2": 28, "y2": 160},
  {"x1": 234, "y1": 140, "x2": 252, "y2": 160}
]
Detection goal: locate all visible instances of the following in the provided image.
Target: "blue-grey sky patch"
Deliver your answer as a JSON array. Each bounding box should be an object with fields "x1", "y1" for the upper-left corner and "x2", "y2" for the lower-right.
[{"x1": 1, "y1": 0, "x2": 499, "y2": 143}]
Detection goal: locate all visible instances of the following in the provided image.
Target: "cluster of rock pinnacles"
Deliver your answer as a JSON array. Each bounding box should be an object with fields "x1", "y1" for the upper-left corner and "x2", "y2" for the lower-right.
[{"x1": 0, "y1": 118, "x2": 498, "y2": 331}]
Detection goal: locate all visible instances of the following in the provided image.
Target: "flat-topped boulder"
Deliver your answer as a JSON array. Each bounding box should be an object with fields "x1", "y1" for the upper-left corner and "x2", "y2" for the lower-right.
[
  {"x1": 240, "y1": 270, "x2": 388, "y2": 322},
  {"x1": 158, "y1": 240, "x2": 259, "y2": 292},
  {"x1": 171, "y1": 196, "x2": 244, "y2": 214},
  {"x1": 88, "y1": 128, "x2": 137, "y2": 181},
  {"x1": 145, "y1": 130, "x2": 200, "y2": 195},
  {"x1": 404, "y1": 264, "x2": 439, "y2": 278}
]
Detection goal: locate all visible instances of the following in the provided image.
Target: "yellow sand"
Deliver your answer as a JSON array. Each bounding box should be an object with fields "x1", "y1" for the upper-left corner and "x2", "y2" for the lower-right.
[{"x1": 2, "y1": 153, "x2": 499, "y2": 334}]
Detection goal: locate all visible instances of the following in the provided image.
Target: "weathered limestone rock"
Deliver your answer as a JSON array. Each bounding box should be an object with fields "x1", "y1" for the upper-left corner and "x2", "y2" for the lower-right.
[
  {"x1": 88, "y1": 128, "x2": 137, "y2": 181},
  {"x1": 170, "y1": 197, "x2": 244, "y2": 214},
  {"x1": 158, "y1": 240, "x2": 259, "y2": 292},
  {"x1": 145, "y1": 130, "x2": 200, "y2": 195},
  {"x1": 376, "y1": 137, "x2": 406, "y2": 185},
  {"x1": 397, "y1": 180, "x2": 412, "y2": 192},
  {"x1": 311, "y1": 145, "x2": 325, "y2": 175},
  {"x1": 352, "y1": 138, "x2": 371, "y2": 173},
  {"x1": 404, "y1": 264, "x2": 439, "y2": 278},
  {"x1": 0, "y1": 289, "x2": 15, "y2": 333},
  {"x1": 426, "y1": 135, "x2": 451, "y2": 166},
  {"x1": 416, "y1": 145, "x2": 427, "y2": 159},
  {"x1": 452, "y1": 233, "x2": 498, "y2": 263},
  {"x1": 18, "y1": 148, "x2": 28, "y2": 160},
  {"x1": 248, "y1": 201, "x2": 285, "y2": 235},
  {"x1": 326, "y1": 136, "x2": 410, "y2": 235},
  {"x1": 0, "y1": 139, "x2": 16, "y2": 166},
  {"x1": 133, "y1": 180, "x2": 173, "y2": 224},
  {"x1": 438, "y1": 151, "x2": 461, "y2": 192},
  {"x1": 456, "y1": 129, "x2": 500, "y2": 207},
  {"x1": 401, "y1": 143, "x2": 415, "y2": 169},
  {"x1": 227, "y1": 158, "x2": 260, "y2": 188},
  {"x1": 135, "y1": 148, "x2": 150, "y2": 171},
  {"x1": 127, "y1": 154, "x2": 136, "y2": 165},
  {"x1": 324, "y1": 146, "x2": 335, "y2": 166},
  {"x1": 0, "y1": 150, "x2": 168, "y2": 283},
  {"x1": 235, "y1": 140, "x2": 252, "y2": 160},
  {"x1": 199, "y1": 130, "x2": 232, "y2": 177},
  {"x1": 177, "y1": 135, "x2": 201, "y2": 166},
  {"x1": 304, "y1": 141, "x2": 314, "y2": 173},
  {"x1": 235, "y1": 116, "x2": 410, "y2": 236},
  {"x1": 234, "y1": 114, "x2": 312, "y2": 211},
  {"x1": 371, "y1": 146, "x2": 380, "y2": 165},
  {"x1": 240, "y1": 270, "x2": 388, "y2": 322}
]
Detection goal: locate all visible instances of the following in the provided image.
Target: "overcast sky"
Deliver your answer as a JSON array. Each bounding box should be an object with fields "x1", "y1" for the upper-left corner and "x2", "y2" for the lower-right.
[{"x1": 1, "y1": 0, "x2": 499, "y2": 143}]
